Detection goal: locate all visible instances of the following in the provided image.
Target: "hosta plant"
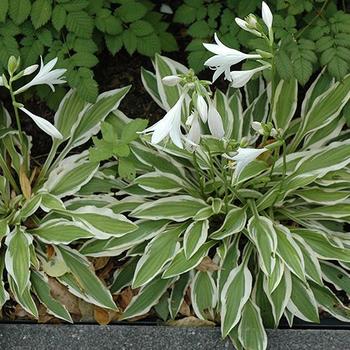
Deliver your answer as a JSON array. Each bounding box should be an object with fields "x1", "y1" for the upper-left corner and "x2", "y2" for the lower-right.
[
  {"x1": 81, "y1": 3, "x2": 350, "y2": 350},
  {"x1": 0, "y1": 56, "x2": 138, "y2": 321}
]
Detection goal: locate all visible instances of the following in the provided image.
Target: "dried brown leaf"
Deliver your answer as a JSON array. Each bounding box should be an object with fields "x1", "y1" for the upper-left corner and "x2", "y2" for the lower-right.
[
  {"x1": 196, "y1": 257, "x2": 219, "y2": 272},
  {"x1": 167, "y1": 316, "x2": 215, "y2": 327}
]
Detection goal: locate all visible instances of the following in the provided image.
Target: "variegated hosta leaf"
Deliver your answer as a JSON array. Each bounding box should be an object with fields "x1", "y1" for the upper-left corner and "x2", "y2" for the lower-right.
[
  {"x1": 0, "y1": 252, "x2": 9, "y2": 308},
  {"x1": 8, "y1": 275, "x2": 38, "y2": 318},
  {"x1": 30, "y1": 219, "x2": 94, "y2": 244},
  {"x1": 247, "y1": 215, "x2": 277, "y2": 276},
  {"x1": 215, "y1": 89, "x2": 235, "y2": 139},
  {"x1": 110, "y1": 257, "x2": 138, "y2": 294},
  {"x1": 19, "y1": 194, "x2": 42, "y2": 220},
  {"x1": 191, "y1": 271, "x2": 217, "y2": 321},
  {"x1": 184, "y1": 220, "x2": 209, "y2": 258},
  {"x1": 131, "y1": 195, "x2": 208, "y2": 222},
  {"x1": 141, "y1": 67, "x2": 162, "y2": 108},
  {"x1": 54, "y1": 89, "x2": 87, "y2": 141},
  {"x1": 5, "y1": 227, "x2": 32, "y2": 294},
  {"x1": 31, "y1": 271, "x2": 72, "y2": 323},
  {"x1": 0, "y1": 219, "x2": 9, "y2": 242},
  {"x1": 80, "y1": 220, "x2": 168, "y2": 257},
  {"x1": 295, "y1": 188, "x2": 350, "y2": 205},
  {"x1": 43, "y1": 152, "x2": 99, "y2": 198},
  {"x1": 320, "y1": 262, "x2": 350, "y2": 295},
  {"x1": 292, "y1": 228, "x2": 350, "y2": 262},
  {"x1": 132, "y1": 225, "x2": 184, "y2": 288},
  {"x1": 221, "y1": 262, "x2": 252, "y2": 337},
  {"x1": 266, "y1": 256, "x2": 284, "y2": 293},
  {"x1": 57, "y1": 246, "x2": 117, "y2": 310},
  {"x1": 310, "y1": 282, "x2": 350, "y2": 321},
  {"x1": 264, "y1": 268, "x2": 292, "y2": 326},
  {"x1": 122, "y1": 277, "x2": 174, "y2": 319},
  {"x1": 275, "y1": 225, "x2": 305, "y2": 281},
  {"x1": 162, "y1": 241, "x2": 215, "y2": 278},
  {"x1": 169, "y1": 272, "x2": 190, "y2": 319},
  {"x1": 238, "y1": 299, "x2": 267, "y2": 350},
  {"x1": 39, "y1": 192, "x2": 65, "y2": 212},
  {"x1": 70, "y1": 86, "x2": 131, "y2": 148},
  {"x1": 60, "y1": 206, "x2": 137, "y2": 239},
  {"x1": 210, "y1": 207, "x2": 246, "y2": 240},
  {"x1": 287, "y1": 275, "x2": 319, "y2": 323},
  {"x1": 272, "y1": 79, "x2": 298, "y2": 132},
  {"x1": 135, "y1": 171, "x2": 187, "y2": 193}
]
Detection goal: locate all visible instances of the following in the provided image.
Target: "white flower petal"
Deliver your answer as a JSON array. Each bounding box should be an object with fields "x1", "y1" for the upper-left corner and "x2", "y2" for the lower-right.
[
  {"x1": 262, "y1": 1, "x2": 273, "y2": 30},
  {"x1": 20, "y1": 107, "x2": 63, "y2": 139},
  {"x1": 208, "y1": 103, "x2": 225, "y2": 138},
  {"x1": 23, "y1": 64, "x2": 38, "y2": 76},
  {"x1": 230, "y1": 66, "x2": 268, "y2": 88},
  {"x1": 162, "y1": 75, "x2": 181, "y2": 86},
  {"x1": 196, "y1": 95, "x2": 208, "y2": 122},
  {"x1": 187, "y1": 116, "x2": 201, "y2": 145}
]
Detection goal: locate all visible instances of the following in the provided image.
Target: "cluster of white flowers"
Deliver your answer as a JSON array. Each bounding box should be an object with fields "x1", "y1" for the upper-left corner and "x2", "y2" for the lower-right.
[{"x1": 204, "y1": 1, "x2": 273, "y2": 88}]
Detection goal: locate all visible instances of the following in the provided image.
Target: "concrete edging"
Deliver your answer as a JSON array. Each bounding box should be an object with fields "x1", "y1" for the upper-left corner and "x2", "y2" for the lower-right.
[{"x1": 0, "y1": 324, "x2": 349, "y2": 349}]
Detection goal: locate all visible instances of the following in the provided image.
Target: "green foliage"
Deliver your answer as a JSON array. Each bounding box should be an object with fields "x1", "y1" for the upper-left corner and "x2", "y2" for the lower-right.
[
  {"x1": 0, "y1": 0, "x2": 177, "y2": 103},
  {"x1": 174, "y1": 0, "x2": 350, "y2": 84}
]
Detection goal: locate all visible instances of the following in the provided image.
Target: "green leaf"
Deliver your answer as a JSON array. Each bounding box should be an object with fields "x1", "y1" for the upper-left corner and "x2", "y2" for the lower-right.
[
  {"x1": 52, "y1": 5, "x2": 66, "y2": 31},
  {"x1": 238, "y1": 300, "x2": 267, "y2": 350},
  {"x1": 58, "y1": 246, "x2": 117, "y2": 310},
  {"x1": 188, "y1": 20, "x2": 210, "y2": 38},
  {"x1": 66, "y1": 10, "x2": 93, "y2": 38},
  {"x1": 221, "y1": 263, "x2": 252, "y2": 336},
  {"x1": 110, "y1": 257, "x2": 138, "y2": 294},
  {"x1": 132, "y1": 225, "x2": 183, "y2": 288},
  {"x1": 210, "y1": 207, "x2": 247, "y2": 240},
  {"x1": 122, "y1": 277, "x2": 173, "y2": 319},
  {"x1": 247, "y1": 215, "x2": 277, "y2": 276},
  {"x1": 184, "y1": 220, "x2": 209, "y2": 259},
  {"x1": 130, "y1": 20, "x2": 153, "y2": 37},
  {"x1": 191, "y1": 271, "x2": 217, "y2": 320},
  {"x1": 122, "y1": 30, "x2": 137, "y2": 54},
  {"x1": 9, "y1": 0, "x2": 31, "y2": 25},
  {"x1": 105, "y1": 34, "x2": 123, "y2": 55},
  {"x1": 169, "y1": 273, "x2": 190, "y2": 319},
  {"x1": 321, "y1": 262, "x2": 350, "y2": 295},
  {"x1": 31, "y1": 271, "x2": 72, "y2": 322},
  {"x1": 5, "y1": 227, "x2": 32, "y2": 294},
  {"x1": 0, "y1": 252, "x2": 9, "y2": 308},
  {"x1": 31, "y1": 0, "x2": 51, "y2": 29},
  {"x1": 135, "y1": 172, "x2": 185, "y2": 194},
  {"x1": 131, "y1": 195, "x2": 208, "y2": 222},
  {"x1": 121, "y1": 118, "x2": 148, "y2": 143},
  {"x1": 118, "y1": 157, "x2": 136, "y2": 180},
  {"x1": 0, "y1": 0, "x2": 9, "y2": 23},
  {"x1": 117, "y1": 2, "x2": 147, "y2": 23},
  {"x1": 174, "y1": 4, "x2": 197, "y2": 24}
]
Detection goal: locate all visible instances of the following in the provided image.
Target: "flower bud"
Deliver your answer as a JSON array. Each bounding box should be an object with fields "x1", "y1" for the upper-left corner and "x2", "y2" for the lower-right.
[
  {"x1": 162, "y1": 75, "x2": 181, "y2": 86},
  {"x1": 252, "y1": 121, "x2": 264, "y2": 135},
  {"x1": 7, "y1": 56, "x2": 20, "y2": 76}
]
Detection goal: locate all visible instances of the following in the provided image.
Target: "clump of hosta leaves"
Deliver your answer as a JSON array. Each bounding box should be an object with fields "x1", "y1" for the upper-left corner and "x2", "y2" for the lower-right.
[
  {"x1": 80, "y1": 5, "x2": 350, "y2": 350},
  {"x1": 0, "y1": 55, "x2": 139, "y2": 321}
]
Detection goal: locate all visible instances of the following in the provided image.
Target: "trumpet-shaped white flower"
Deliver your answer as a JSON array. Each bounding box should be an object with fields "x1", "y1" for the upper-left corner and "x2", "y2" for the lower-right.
[
  {"x1": 230, "y1": 65, "x2": 269, "y2": 88},
  {"x1": 186, "y1": 112, "x2": 201, "y2": 145},
  {"x1": 20, "y1": 107, "x2": 63, "y2": 140},
  {"x1": 195, "y1": 94, "x2": 208, "y2": 122},
  {"x1": 143, "y1": 93, "x2": 185, "y2": 148},
  {"x1": 162, "y1": 75, "x2": 181, "y2": 86},
  {"x1": 208, "y1": 103, "x2": 224, "y2": 138},
  {"x1": 203, "y1": 33, "x2": 261, "y2": 82},
  {"x1": 262, "y1": 1, "x2": 273, "y2": 31},
  {"x1": 15, "y1": 57, "x2": 66, "y2": 94},
  {"x1": 22, "y1": 64, "x2": 39, "y2": 76},
  {"x1": 225, "y1": 147, "x2": 267, "y2": 177}
]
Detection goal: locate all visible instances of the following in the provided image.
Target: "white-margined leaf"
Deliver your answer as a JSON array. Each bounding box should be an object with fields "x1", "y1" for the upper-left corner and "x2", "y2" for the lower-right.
[
  {"x1": 5, "y1": 227, "x2": 32, "y2": 294},
  {"x1": 295, "y1": 188, "x2": 350, "y2": 205},
  {"x1": 0, "y1": 252, "x2": 9, "y2": 308},
  {"x1": 141, "y1": 67, "x2": 163, "y2": 108},
  {"x1": 132, "y1": 225, "x2": 184, "y2": 288},
  {"x1": 169, "y1": 272, "x2": 190, "y2": 319},
  {"x1": 39, "y1": 192, "x2": 65, "y2": 212},
  {"x1": 131, "y1": 195, "x2": 208, "y2": 222},
  {"x1": 266, "y1": 256, "x2": 285, "y2": 293},
  {"x1": 162, "y1": 241, "x2": 215, "y2": 278},
  {"x1": 20, "y1": 194, "x2": 42, "y2": 220},
  {"x1": 122, "y1": 276, "x2": 173, "y2": 319},
  {"x1": 192, "y1": 271, "x2": 217, "y2": 321},
  {"x1": 31, "y1": 271, "x2": 72, "y2": 323},
  {"x1": 57, "y1": 246, "x2": 117, "y2": 310},
  {"x1": 210, "y1": 206, "x2": 246, "y2": 240},
  {"x1": 110, "y1": 257, "x2": 138, "y2": 294},
  {"x1": 238, "y1": 299, "x2": 267, "y2": 350},
  {"x1": 184, "y1": 220, "x2": 209, "y2": 259},
  {"x1": 44, "y1": 152, "x2": 99, "y2": 197},
  {"x1": 30, "y1": 219, "x2": 94, "y2": 244},
  {"x1": 320, "y1": 262, "x2": 350, "y2": 295},
  {"x1": 247, "y1": 216, "x2": 277, "y2": 276}
]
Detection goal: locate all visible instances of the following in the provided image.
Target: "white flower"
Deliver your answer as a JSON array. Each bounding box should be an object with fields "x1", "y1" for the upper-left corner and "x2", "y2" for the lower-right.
[
  {"x1": 252, "y1": 121, "x2": 264, "y2": 135},
  {"x1": 143, "y1": 94, "x2": 185, "y2": 148},
  {"x1": 235, "y1": 17, "x2": 261, "y2": 37},
  {"x1": 195, "y1": 94, "x2": 208, "y2": 122},
  {"x1": 15, "y1": 57, "x2": 66, "y2": 94},
  {"x1": 208, "y1": 103, "x2": 224, "y2": 138},
  {"x1": 225, "y1": 147, "x2": 267, "y2": 177},
  {"x1": 203, "y1": 33, "x2": 261, "y2": 82},
  {"x1": 186, "y1": 113, "x2": 201, "y2": 145},
  {"x1": 162, "y1": 75, "x2": 181, "y2": 86},
  {"x1": 230, "y1": 65, "x2": 269, "y2": 88},
  {"x1": 262, "y1": 1, "x2": 273, "y2": 31},
  {"x1": 20, "y1": 107, "x2": 63, "y2": 140},
  {"x1": 22, "y1": 64, "x2": 39, "y2": 76},
  {"x1": 160, "y1": 4, "x2": 173, "y2": 14}
]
